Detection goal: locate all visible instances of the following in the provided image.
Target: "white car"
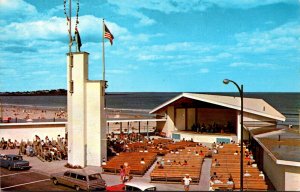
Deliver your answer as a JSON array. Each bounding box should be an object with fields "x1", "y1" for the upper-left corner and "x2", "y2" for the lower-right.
[
  {"x1": 106, "y1": 181, "x2": 156, "y2": 191},
  {"x1": 125, "y1": 181, "x2": 156, "y2": 191}
]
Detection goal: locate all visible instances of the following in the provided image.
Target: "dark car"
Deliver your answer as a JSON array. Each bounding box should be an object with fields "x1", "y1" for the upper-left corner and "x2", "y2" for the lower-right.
[
  {"x1": 0, "y1": 154, "x2": 31, "y2": 170},
  {"x1": 50, "y1": 169, "x2": 106, "y2": 191}
]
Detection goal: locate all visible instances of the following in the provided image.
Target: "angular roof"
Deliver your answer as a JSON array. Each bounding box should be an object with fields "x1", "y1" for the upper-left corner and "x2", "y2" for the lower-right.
[{"x1": 150, "y1": 93, "x2": 285, "y2": 121}]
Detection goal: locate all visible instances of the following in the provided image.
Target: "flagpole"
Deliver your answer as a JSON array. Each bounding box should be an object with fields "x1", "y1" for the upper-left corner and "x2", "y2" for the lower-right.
[
  {"x1": 102, "y1": 19, "x2": 105, "y2": 81},
  {"x1": 68, "y1": 0, "x2": 73, "y2": 94}
]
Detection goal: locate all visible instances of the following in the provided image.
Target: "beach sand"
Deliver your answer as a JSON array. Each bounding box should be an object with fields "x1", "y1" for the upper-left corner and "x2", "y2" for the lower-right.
[
  {"x1": 2, "y1": 106, "x2": 67, "y2": 121},
  {"x1": 1, "y1": 106, "x2": 157, "y2": 133}
]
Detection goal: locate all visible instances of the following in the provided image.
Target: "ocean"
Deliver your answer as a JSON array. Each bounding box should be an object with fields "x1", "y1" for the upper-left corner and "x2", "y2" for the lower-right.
[{"x1": 0, "y1": 92, "x2": 299, "y2": 126}]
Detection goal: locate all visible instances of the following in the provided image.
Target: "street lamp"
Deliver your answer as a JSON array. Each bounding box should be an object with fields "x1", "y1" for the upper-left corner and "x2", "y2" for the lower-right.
[{"x1": 223, "y1": 79, "x2": 244, "y2": 191}]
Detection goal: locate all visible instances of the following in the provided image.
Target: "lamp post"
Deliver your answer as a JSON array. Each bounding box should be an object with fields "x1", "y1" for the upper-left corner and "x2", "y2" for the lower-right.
[
  {"x1": 0, "y1": 98, "x2": 2, "y2": 123},
  {"x1": 223, "y1": 79, "x2": 244, "y2": 191}
]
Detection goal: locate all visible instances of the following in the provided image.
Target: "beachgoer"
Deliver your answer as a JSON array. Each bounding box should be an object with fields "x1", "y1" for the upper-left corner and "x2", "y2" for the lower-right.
[
  {"x1": 209, "y1": 177, "x2": 215, "y2": 191},
  {"x1": 182, "y1": 174, "x2": 192, "y2": 191},
  {"x1": 102, "y1": 157, "x2": 107, "y2": 166},
  {"x1": 124, "y1": 162, "x2": 131, "y2": 182},
  {"x1": 182, "y1": 160, "x2": 188, "y2": 166},
  {"x1": 259, "y1": 171, "x2": 265, "y2": 180},
  {"x1": 120, "y1": 165, "x2": 125, "y2": 183},
  {"x1": 200, "y1": 150, "x2": 205, "y2": 156},
  {"x1": 244, "y1": 170, "x2": 251, "y2": 177},
  {"x1": 214, "y1": 177, "x2": 223, "y2": 184},
  {"x1": 227, "y1": 177, "x2": 234, "y2": 185},
  {"x1": 211, "y1": 172, "x2": 218, "y2": 179}
]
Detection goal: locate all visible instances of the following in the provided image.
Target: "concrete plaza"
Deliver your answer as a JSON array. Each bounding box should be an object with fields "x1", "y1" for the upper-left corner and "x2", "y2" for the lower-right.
[{"x1": 1, "y1": 149, "x2": 211, "y2": 191}]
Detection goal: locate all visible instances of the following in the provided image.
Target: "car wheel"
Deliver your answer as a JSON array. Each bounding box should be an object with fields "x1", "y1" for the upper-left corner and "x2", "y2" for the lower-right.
[
  {"x1": 52, "y1": 178, "x2": 58, "y2": 185},
  {"x1": 75, "y1": 185, "x2": 80, "y2": 191},
  {"x1": 8, "y1": 166, "x2": 12, "y2": 171}
]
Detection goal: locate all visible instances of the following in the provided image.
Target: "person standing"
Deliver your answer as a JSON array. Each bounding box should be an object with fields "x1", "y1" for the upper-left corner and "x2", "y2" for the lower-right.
[
  {"x1": 182, "y1": 174, "x2": 192, "y2": 191},
  {"x1": 120, "y1": 165, "x2": 125, "y2": 183},
  {"x1": 124, "y1": 162, "x2": 132, "y2": 182}
]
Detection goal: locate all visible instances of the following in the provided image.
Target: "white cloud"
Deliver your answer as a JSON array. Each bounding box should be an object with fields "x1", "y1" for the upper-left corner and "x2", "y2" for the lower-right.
[
  {"x1": 0, "y1": 0, "x2": 38, "y2": 22},
  {"x1": 199, "y1": 68, "x2": 209, "y2": 73},
  {"x1": 107, "y1": 69, "x2": 128, "y2": 74},
  {"x1": 233, "y1": 22, "x2": 300, "y2": 53},
  {"x1": 0, "y1": 15, "x2": 128, "y2": 42},
  {"x1": 229, "y1": 62, "x2": 274, "y2": 68},
  {"x1": 107, "y1": 0, "x2": 212, "y2": 26},
  {"x1": 204, "y1": 0, "x2": 296, "y2": 9},
  {"x1": 108, "y1": 0, "x2": 211, "y2": 14}
]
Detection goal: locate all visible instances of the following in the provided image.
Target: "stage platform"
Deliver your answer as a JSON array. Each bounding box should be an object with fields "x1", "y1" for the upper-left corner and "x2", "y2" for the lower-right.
[{"x1": 171, "y1": 131, "x2": 237, "y2": 144}]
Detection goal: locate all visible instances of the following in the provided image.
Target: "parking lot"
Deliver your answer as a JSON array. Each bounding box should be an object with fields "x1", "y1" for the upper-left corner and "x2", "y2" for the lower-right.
[
  {"x1": 0, "y1": 149, "x2": 211, "y2": 191},
  {"x1": 0, "y1": 168, "x2": 74, "y2": 191}
]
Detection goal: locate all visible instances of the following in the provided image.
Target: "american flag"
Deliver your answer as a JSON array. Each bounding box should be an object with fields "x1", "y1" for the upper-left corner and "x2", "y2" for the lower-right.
[{"x1": 104, "y1": 24, "x2": 114, "y2": 45}]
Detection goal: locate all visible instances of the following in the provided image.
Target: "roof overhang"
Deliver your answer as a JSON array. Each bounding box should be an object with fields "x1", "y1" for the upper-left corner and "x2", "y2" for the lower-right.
[{"x1": 150, "y1": 93, "x2": 285, "y2": 122}]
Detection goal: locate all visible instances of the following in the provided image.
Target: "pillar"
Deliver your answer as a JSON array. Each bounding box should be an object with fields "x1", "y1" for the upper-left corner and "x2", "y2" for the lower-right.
[{"x1": 67, "y1": 52, "x2": 106, "y2": 167}]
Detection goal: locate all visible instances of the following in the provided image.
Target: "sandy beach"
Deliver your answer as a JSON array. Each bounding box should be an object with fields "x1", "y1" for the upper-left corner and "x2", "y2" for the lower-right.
[
  {"x1": 1, "y1": 105, "x2": 157, "y2": 133},
  {"x1": 1, "y1": 105, "x2": 67, "y2": 121}
]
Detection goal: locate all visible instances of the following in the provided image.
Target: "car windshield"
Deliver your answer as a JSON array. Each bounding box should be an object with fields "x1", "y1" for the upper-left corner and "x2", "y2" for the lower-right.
[
  {"x1": 13, "y1": 156, "x2": 23, "y2": 161},
  {"x1": 88, "y1": 174, "x2": 101, "y2": 181}
]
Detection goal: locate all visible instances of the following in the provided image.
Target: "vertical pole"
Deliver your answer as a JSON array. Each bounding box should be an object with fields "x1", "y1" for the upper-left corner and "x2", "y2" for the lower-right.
[
  {"x1": 240, "y1": 85, "x2": 244, "y2": 191},
  {"x1": 147, "y1": 121, "x2": 149, "y2": 140},
  {"x1": 138, "y1": 121, "x2": 141, "y2": 134},
  {"x1": 120, "y1": 122, "x2": 122, "y2": 134},
  {"x1": 127, "y1": 121, "x2": 130, "y2": 135},
  {"x1": 0, "y1": 99, "x2": 2, "y2": 123},
  {"x1": 68, "y1": 0, "x2": 73, "y2": 94},
  {"x1": 107, "y1": 122, "x2": 109, "y2": 135},
  {"x1": 102, "y1": 19, "x2": 105, "y2": 81}
]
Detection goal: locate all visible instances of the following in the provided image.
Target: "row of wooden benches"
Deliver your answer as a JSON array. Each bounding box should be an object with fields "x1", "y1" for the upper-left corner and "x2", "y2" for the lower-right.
[
  {"x1": 211, "y1": 144, "x2": 267, "y2": 191},
  {"x1": 150, "y1": 147, "x2": 204, "y2": 183},
  {"x1": 102, "y1": 152, "x2": 157, "y2": 175}
]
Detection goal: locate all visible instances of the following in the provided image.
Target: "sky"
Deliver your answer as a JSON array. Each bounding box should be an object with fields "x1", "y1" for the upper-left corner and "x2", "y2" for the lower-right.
[{"x1": 0, "y1": 0, "x2": 300, "y2": 92}]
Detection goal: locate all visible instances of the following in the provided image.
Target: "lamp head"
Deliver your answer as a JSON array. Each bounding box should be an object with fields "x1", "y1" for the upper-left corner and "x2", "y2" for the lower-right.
[{"x1": 223, "y1": 79, "x2": 230, "y2": 84}]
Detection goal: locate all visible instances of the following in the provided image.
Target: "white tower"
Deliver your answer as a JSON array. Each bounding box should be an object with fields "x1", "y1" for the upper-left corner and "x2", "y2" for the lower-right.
[{"x1": 67, "y1": 52, "x2": 107, "y2": 167}]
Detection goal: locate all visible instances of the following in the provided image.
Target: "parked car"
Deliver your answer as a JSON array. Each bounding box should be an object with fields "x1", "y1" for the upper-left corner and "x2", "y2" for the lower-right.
[
  {"x1": 0, "y1": 154, "x2": 31, "y2": 170},
  {"x1": 106, "y1": 181, "x2": 156, "y2": 191},
  {"x1": 50, "y1": 169, "x2": 106, "y2": 191}
]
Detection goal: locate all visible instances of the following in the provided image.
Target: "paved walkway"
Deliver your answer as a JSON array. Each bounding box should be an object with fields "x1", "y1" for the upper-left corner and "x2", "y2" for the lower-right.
[{"x1": 1, "y1": 149, "x2": 211, "y2": 191}]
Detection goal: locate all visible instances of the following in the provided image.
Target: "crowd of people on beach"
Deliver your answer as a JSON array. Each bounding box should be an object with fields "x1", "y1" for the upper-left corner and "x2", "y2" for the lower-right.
[
  {"x1": 0, "y1": 138, "x2": 20, "y2": 149},
  {"x1": 1, "y1": 106, "x2": 67, "y2": 122},
  {"x1": 1, "y1": 135, "x2": 68, "y2": 162}
]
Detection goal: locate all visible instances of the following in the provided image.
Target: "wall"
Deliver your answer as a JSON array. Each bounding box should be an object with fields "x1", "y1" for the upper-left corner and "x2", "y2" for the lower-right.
[
  {"x1": 285, "y1": 166, "x2": 300, "y2": 191},
  {"x1": 86, "y1": 81, "x2": 103, "y2": 166},
  {"x1": 67, "y1": 53, "x2": 87, "y2": 167},
  {"x1": 187, "y1": 108, "x2": 195, "y2": 130},
  {"x1": 197, "y1": 108, "x2": 236, "y2": 127},
  {"x1": 164, "y1": 106, "x2": 175, "y2": 137},
  {"x1": 175, "y1": 108, "x2": 185, "y2": 131},
  {"x1": 0, "y1": 122, "x2": 66, "y2": 142},
  {"x1": 263, "y1": 151, "x2": 285, "y2": 191},
  {"x1": 176, "y1": 131, "x2": 237, "y2": 144}
]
